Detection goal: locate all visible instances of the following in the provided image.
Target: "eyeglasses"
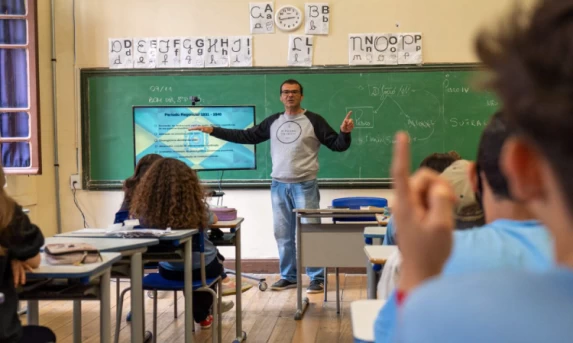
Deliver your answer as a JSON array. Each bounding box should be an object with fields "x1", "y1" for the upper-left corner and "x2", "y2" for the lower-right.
[{"x1": 281, "y1": 90, "x2": 300, "y2": 95}]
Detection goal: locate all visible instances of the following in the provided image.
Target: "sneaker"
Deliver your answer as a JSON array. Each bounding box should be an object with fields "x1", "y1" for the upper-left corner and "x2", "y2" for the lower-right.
[
  {"x1": 270, "y1": 279, "x2": 297, "y2": 291},
  {"x1": 199, "y1": 315, "x2": 213, "y2": 330},
  {"x1": 221, "y1": 300, "x2": 234, "y2": 314},
  {"x1": 306, "y1": 280, "x2": 324, "y2": 294}
]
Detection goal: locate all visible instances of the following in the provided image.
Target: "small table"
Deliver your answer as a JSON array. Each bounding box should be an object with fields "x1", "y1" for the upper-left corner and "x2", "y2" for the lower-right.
[
  {"x1": 363, "y1": 227, "x2": 388, "y2": 299},
  {"x1": 23, "y1": 252, "x2": 122, "y2": 343},
  {"x1": 364, "y1": 245, "x2": 398, "y2": 265},
  {"x1": 293, "y1": 208, "x2": 387, "y2": 320},
  {"x1": 350, "y1": 299, "x2": 386, "y2": 343},
  {"x1": 209, "y1": 218, "x2": 247, "y2": 343},
  {"x1": 55, "y1": 229, "x2": 198, "y2": 343}
]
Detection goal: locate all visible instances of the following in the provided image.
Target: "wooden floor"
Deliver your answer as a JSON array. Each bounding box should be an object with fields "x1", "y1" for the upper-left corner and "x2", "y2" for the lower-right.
[{"x1": 21, "y1": 274, "x2": 367, "y2": 343}]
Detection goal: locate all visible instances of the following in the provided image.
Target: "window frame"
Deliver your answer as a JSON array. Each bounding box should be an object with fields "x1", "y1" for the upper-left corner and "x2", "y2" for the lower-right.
[{"x1": 0, "y1": 0, "x2": 41, "y2": 174}]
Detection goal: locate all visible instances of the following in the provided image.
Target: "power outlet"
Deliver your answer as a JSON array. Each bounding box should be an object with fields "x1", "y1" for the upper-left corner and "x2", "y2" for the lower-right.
[{"x1": 70, "y1": 174, "x2": 81, "y2": 189}]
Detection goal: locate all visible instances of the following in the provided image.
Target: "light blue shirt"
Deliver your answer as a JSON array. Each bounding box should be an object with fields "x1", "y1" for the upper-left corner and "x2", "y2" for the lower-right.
[
  {"x1": 383, "y1": 217, "x2": 396, "y2": 245},
  {"x1": 396, "y1": 268, "x2": 573, "y2": 343},
  {"x1": 375, "y1": 219, "x2": 553, "y2": 343}
]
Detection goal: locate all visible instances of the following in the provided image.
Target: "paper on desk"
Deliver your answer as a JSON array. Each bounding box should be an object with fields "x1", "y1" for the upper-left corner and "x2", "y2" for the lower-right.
[{"x1": 75, "y1": 228, "x2": 108, "y2": 234}]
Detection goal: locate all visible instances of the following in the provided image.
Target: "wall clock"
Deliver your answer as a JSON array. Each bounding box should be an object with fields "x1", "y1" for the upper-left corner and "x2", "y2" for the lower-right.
[{"x1": 275, "y1": 5, "x2": 303, "y2": 31}]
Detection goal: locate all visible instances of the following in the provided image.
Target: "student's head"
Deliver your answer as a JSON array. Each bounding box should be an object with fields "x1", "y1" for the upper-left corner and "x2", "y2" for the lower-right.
[
  {"x1": 419, "y1": 152, "x2": 461, "y2": 173},
  {"x1": 280, "y1": 79, "x2": 304, "y2": 109},
  {"x1": 441, "y1": 160, "x2": 485, "y2": 229},
  {"x1": 130, "y1": 158, "x2": 208, "y2": 230},
  {"x1": 0, "y1": 161, "x2": 14, "y2": 229},
  {"x1": 475, "y1": 0, "x2": 573, "y2": 258},
  {"x1": 122, "y1": 154, "x2": 163, "y2": 207}
]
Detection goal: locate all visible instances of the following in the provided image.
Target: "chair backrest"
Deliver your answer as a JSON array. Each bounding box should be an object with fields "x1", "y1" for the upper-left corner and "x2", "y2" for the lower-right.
[{"x1": 332, "y1": 197, "x2": 388, "y2": 223}]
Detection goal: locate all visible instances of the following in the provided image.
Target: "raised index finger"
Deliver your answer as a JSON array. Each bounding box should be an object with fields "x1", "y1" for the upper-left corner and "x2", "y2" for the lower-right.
[
  {"x1": 391, "y1": 132, "x2": 412, "y2": 200},
  {"x1": 188, "y1": 126, "x2": 202, "y2": 131},
  {"x1": 344, "y1": 111, "x2": 352, "y2": 120}
]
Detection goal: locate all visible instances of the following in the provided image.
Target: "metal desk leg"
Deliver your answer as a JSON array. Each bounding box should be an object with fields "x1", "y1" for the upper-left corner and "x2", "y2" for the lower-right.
[
  {"x1": 234, "y1": 225, "x2": 245, "y2": 342},
  {"x1": 184, "y1": 239, "x2": 194, "y2": 343},
  {"x1": 366, "y1": 257, "x2": 376, "y2": 299},
  {"x1": 130, "y1": 252, "x2": 144, "y2": 343},
  {"x1": 26, "y1": 300, "x2": 39, "y2": 325},
  {"x1": 295, "y1": 214, "x2": 309, "y2": 320},
  {"x1": 101, "y1": 269, "x2": 111, "y2": 343},
  {"x1": 335, "y1": 268, "x2": 340, "y2": 314},
  {"x1": 73, "y1": 300, "x2": 82, "y2": 343}
]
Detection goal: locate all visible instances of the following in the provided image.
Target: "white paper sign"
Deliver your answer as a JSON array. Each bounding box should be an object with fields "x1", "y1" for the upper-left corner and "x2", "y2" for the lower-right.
[
  {"x1": 181, "y1": 37, "x2": 206, "y2": 68},
  {"x1": 229, "y1": 36, "x2": 253, "y2": 67},
  {"x1": 348, "y1": 33, "x2": 399, "y2": 65},
  {"x1": 205, "y1": 37, "x2": 230, "y2": 68},
  {"x1": 109, "y1": 38, "x2": 133, "y2": 69},
  {"x1": 156, "y1": 38, "x2": 181, "y2": 68},
  {"x1": 305, "y1": 3, "x2": 330, "y2": 35},
  {"x1": 398, "y1": 33, "x2": 423, "y2": 64},
  {"x1": 133, "y1": 38, "x2": 156, "y2": 69},
  {"x1": 249, "y1": 2, "x2": 274, "y2": 34},
  {"x1": 288, "y1": 35, "x2": 313, "y2": 67}
]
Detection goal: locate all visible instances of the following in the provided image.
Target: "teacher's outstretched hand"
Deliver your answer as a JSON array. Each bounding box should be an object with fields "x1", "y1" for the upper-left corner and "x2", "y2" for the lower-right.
[
  {"x1": 188, "y1": 126, "x2": 213, "y2": 134},
  {"x1": 340, "y1": 111, "x2": 354, "y2": 133}
]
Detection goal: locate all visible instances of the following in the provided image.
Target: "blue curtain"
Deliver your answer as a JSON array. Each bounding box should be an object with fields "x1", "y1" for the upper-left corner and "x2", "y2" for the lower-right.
[{"x1": 0, "y1": 0, "x2": 31, "y2": 167}]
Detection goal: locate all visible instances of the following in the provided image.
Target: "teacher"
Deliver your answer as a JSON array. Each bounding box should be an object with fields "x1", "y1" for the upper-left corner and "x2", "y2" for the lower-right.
[{"x1": 189, "y1": 79, "x2": 354, "y2": 293}]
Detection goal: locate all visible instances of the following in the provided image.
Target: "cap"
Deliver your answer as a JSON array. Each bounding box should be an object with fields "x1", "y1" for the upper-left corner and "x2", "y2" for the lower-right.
[{"x1": 441, "y1": 160, "x2": 485, "y2": 225}]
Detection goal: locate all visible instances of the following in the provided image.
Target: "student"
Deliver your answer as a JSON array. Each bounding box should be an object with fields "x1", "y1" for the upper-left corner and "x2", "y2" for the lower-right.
[
  {"x1": 375, "y1": 111, "x2": 554, "y2": 342},
  {"x1": 130, "y1": 158, "x2": 233, "y2": 329},
  {"x1": 114, "y1": 153, "x2": 163, "y2": 224},
  {"x1": 0, "y1": 165, "x2": 56, "y2": 342},
  {"x1": 389, "y1": 2, "x2": 573, "y2": 341},
  {"x1": 383, "y1": 151, "x2": 465, "y2": 245}
]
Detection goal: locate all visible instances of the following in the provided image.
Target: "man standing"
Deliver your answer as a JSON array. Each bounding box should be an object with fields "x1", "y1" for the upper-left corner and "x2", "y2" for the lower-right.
[{"x1": 189, "y1": 79, "x2": 354, "y2": 293}]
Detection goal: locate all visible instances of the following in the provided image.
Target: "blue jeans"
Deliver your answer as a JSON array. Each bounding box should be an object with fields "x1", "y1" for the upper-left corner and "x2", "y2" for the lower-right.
[{"x1": 271, "y1": 179, "x2": 324, "y2": 282}]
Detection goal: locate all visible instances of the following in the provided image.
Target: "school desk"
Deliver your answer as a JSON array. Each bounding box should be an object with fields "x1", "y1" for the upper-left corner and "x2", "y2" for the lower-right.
[
  {"x1": 292, "y1": 208, "x2": 387, "y2": 320},
  {"x1": 55, "y1": 229, "x2": 198, "y2": 343},
  {"x1": 23, "y1": 252, "x2": 122, "y2": 343},
  {"x1": 350, "y1": 299, "x2": 386, "y2": 343}
]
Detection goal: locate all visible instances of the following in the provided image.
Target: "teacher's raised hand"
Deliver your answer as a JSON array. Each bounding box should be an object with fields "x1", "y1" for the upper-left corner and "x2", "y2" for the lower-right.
[
  {"x1": 391, "y1": 132, "x2": 456, "y2": 292},
  {"x1": 340, "y1": 111, "x2": 354, "y2": 133}
]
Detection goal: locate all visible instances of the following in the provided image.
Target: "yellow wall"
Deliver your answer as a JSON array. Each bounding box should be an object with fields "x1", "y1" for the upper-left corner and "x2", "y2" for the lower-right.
[{"x1": 11, "y1": 0, "x2": 532, "y2": 255}]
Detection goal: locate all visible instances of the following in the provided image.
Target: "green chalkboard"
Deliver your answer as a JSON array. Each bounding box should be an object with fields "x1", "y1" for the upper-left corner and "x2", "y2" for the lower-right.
[{"x1": 80, "y1": 64, "x2": 498, "y2": 190}]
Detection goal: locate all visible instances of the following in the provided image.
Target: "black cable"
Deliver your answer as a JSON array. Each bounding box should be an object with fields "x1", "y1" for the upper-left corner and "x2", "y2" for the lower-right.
[{"x1": 72, "y1": 182, "x2": 89, "y2": 228}]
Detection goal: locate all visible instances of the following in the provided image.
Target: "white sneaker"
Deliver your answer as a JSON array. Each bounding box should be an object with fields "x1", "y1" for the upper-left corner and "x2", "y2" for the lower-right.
[{"x1": 220, "y1": 300, "x2": 234, "y2": 314}]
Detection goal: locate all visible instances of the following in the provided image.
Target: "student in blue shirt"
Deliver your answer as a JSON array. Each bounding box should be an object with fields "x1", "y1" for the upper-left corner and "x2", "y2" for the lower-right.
[
  {"x1": 388, "y1": 1, "x2": 573, "y2": 341},
  {"x1": 129, "y1": 158, "x2": 233, "y2": 330},
  {"x1": 375, "y1": 111, "x2": 554, "y2": 342}
]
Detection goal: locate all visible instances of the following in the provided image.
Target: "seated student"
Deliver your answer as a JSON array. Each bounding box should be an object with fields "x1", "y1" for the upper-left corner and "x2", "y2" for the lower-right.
[
  {"x1": 383, "y1": 151, "x2": 463, "y2": 245},
  {"x1": 114, "y1": 153, "x2": 163, "y2": 224},
  {"x1": 388, "y1": 3, "x2": 573, "y2": 339},
  {"x1": 129, "y1": 158, "x2": 234, "y2": 329},
  {"x1": 377, "y1": 159, "x2": 485, "y2": 300},
  {"x1": 375, "y1": 111, "x2": 554, "y2": 342},
  {"x1": 0, "y1": 166, "x2": 56, "y2": 342}
]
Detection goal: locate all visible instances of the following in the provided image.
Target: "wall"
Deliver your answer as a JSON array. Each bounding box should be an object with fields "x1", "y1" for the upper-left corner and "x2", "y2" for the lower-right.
[{"x1": 12, "y1": 0, "x2": 530, "y2": 258}]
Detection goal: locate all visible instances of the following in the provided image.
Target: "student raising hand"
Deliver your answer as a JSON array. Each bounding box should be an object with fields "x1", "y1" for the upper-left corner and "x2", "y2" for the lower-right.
[{"x1": 391, "y1": 132, "x2": 457, "y2": 293}]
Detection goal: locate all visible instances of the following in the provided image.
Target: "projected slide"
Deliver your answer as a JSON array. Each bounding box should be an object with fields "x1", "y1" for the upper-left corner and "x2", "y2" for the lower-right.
[{"x1": 134, "y1": 106, "x2": 256, "y2": 170}]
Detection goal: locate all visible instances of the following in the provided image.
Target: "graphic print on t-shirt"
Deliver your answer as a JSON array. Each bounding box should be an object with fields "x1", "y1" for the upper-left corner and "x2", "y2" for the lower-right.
[{"x1": 276, "y1": 121, "x2": 302, "y2": 144}]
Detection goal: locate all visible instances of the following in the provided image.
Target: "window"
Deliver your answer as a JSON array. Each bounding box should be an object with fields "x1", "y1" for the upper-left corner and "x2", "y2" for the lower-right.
[{"x1": 0, "y1": 0, "x2": 40, "y2": 174}]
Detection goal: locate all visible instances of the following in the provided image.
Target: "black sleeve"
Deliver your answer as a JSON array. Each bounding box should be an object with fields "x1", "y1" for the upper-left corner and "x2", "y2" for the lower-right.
[
  {"x1": 0, "y1": 205, "x2": 44, "y2": 261},
  {"x1": 305, "y1": 112, "x2": 352, "y2": 152},
  {"x1": 210, "y1": 113, "x2": 281, "y2": 145}
]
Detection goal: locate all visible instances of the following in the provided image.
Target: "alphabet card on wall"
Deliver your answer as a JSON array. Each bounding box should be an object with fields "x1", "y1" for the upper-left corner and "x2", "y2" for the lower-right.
[
  {"x1": 181, "y1": 37, "x2": 206, "y2": 68},
  {"x1": 305, "y1": 3, "x2": 330, "y2": 35},
  {"x1": 348, "y1": 33, "x2": 423, "y2": 65},
  {"x1": 249, "y1": 2, "x2": 275, "y2": 34},
  {"x1": 205, "y1": 37, "x2": 230, "y2": 68},
  {"x1": 133, "y1": 38, "x2": 156, "y2": 69},
  {"x1": 109, "y1": 38, "x2": 133, "y2": 69},
  {"x1": 288, "y1": 35, "x2": 313, "y2": 67},
  {"x1": 229, "y1": 36, "x2": 253, "y2": 67},
  {"x1": 156, "y1": 38, "x2": 181, "y2": 68}
]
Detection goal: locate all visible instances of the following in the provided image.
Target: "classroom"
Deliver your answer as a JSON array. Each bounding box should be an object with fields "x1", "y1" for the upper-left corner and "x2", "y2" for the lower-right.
[{"x1": 5, "y1": 0, "x2": 573, "y2": 342}]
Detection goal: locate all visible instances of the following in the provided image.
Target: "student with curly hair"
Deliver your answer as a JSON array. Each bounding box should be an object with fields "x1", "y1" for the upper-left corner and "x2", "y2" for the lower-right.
[{"x1": 130, "y1": 158, "x2": 233, "y2": 329}]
